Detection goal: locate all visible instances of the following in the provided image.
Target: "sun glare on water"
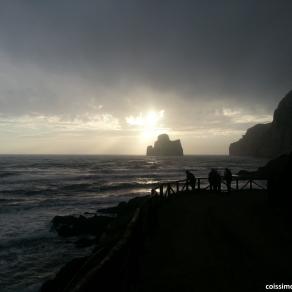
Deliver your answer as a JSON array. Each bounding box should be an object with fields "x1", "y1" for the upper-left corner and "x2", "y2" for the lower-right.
[{"x1": 126, "y1": 110, "x2": 166, "y2": 141}]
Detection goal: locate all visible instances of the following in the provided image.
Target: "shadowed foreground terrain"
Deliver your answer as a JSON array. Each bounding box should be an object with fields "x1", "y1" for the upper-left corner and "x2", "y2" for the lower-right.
[
  {"x1": 136, "y1": 191, "x2": 292, "y2": 291},
  {"x1": 43, "y1": 189, "x2": 292, "y2": 292}
]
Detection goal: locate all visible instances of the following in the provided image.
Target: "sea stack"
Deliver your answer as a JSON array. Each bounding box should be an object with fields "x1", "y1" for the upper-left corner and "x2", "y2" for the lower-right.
[
  {"x1": 146, "y1": 134, "x2": 184, "y2": 156},
  {"x1": 229, "y1": 90, "x2": 292, "y2": 158}
]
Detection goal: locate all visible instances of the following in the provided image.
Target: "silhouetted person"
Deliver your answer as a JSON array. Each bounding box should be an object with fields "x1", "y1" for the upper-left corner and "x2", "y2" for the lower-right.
[
  {"x1": 186, "y1": 170, "x2": 196, "y2": 191},
  {"x1": 224, "y1": 168, "x2": 232, "y2": 193},
  {"x1": 214, "y1": 170, "x2": 221, "y2": 192},
  {"x1": 208, "y1": 169, "x2": 216, "y2": 191},
  {"x1": 208, "y1": 169, "x2": 221, "y2": 192}
]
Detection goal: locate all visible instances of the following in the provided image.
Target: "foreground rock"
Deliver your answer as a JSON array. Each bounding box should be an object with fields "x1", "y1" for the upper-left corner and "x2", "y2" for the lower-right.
[
  {"x1": 52, "y1": 214, "x2": 113, "y2": 238},
  {"x1": 238, "y1": 152, "x2": 292, "y2": 207},
  {"x1": 146, "y1": 134, "x2": 183, "y2": 156},
  {"x1": 238, "y1": 152, "x2": 292, "y2": 178},
  {"x1": 42, "y1": 196, "x2": 149, "y2": 292},
  {"x1": 98, "y1": 196, "x2": 149, "y2": 216},
  {"x1": 229, "y1": 90, "x2": 292, "y2": 158}
]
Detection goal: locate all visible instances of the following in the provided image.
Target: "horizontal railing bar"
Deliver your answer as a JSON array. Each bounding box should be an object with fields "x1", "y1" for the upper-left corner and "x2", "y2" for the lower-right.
[{"x1": 151, "y1": 176, "x2": 269, "y2": 196}]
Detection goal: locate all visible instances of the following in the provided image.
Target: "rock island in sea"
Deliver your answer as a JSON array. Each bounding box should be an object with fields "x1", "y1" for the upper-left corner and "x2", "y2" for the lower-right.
[{"x1": 146, "y1": 134, "x2": 184, "y2": 156}]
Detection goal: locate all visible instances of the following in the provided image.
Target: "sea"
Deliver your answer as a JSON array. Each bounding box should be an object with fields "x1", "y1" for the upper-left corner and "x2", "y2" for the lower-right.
[{"x1": 0, "y1": 155, "x2": 267, "y2": 292}]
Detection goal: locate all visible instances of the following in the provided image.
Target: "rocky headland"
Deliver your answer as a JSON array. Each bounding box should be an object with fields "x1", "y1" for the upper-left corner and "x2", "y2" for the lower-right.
[
  {"x1": 146, "y1": 134, "x2": 183, "y2": 156},
  {"x1": 41, "y1": 196, "x2": 150, "y2": 292},
  {"x1": 229, "y1": 90, "x2": 292, "y2": 158}
]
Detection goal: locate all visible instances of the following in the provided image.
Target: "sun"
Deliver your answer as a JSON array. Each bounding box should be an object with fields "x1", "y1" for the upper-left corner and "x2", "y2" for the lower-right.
[
  {"x1": 126, "y1": 110, "x2": 166, "y2": 141},
  {"x1": 140, "y1": 111, "x2": 162, "y2": 139}
]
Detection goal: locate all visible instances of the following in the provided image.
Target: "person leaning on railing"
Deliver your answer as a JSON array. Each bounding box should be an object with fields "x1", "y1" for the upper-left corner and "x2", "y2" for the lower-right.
[
  {"x1": 208, "y1": 169, "x2": 221, "y2": 192},
  {"x1": 186, "y1": 170, "x2": 196, "y2": 191},
  {"x1": 224, "y1": 168, "x2": 232, "y2": 193}
]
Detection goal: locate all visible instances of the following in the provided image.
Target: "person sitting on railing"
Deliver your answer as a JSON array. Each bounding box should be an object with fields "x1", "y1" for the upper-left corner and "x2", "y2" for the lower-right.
[
  {"x1": 186, "y1": 170, "x2": 196, "y2": 191},
  {"x1": 224, "y1": 168, "x2": 232, "y2": 193},
  {"x1": 208, "y1": 169, "x2": 221, "y2": 192}
]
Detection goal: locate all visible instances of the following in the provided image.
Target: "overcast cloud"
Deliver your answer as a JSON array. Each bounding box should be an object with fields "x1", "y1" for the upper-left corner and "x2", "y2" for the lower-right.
[{"x1": 0, "y1": 0, "x2": 291, "y2": 154}]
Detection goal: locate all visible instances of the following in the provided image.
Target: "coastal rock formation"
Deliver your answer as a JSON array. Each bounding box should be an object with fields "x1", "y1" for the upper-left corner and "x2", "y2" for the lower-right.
[
  {"x1": 51, "y1": 214, "x2": 112, "y2": 237},
  {"x1": 146, "y1": 134, "x2": 183, "y2": 156},
  {"x1": 41, "y1": 196, "x2": 149, "y2": 292},
  {"x1": 238, "y1": 152, "x2": 292, "y2": 207},
  {"x1": 229, "y1": 90, "x2": 292, "y2": 158},
  {"x1": 237, "y1": 152, "x2": 292, "y2": 178}
]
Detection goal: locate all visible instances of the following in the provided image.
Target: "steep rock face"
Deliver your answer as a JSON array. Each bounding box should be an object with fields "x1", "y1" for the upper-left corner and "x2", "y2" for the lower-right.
[
  {"x1": 146, "y1": 134, "x2": 183, "y2": 156},
  {"x1": 229, "y1": 90, "x2": 292, "y2": 158}
]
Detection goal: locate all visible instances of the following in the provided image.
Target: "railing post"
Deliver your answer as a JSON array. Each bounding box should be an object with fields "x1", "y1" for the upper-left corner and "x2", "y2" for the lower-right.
[
  {"x1": 160, "y1": 185, "x2": 163, "y2": 197},
  {"x1": 176, "y1": 182, "x2": 179, "y2": 193},
  {"x1": 250, "y1": 180, "x2": 253, "y2": 190},
  {"x1": 186, "y1": 180, "x2": 189, "y2": 192},
  {"x1": 167, "y1": 184, "x2": 171, "y2": 197},
  {"x1": 198, "y1": 178, "x2": 200, "y2": 190},
  {"x1": 236, "y1": 179, "x2": 239, "y2": 190}
]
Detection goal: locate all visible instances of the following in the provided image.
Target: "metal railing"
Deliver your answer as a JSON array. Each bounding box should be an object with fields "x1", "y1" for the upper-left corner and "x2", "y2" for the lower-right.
[{"x1": 151, "y1": 176, "x2": 268, "y2": 197}]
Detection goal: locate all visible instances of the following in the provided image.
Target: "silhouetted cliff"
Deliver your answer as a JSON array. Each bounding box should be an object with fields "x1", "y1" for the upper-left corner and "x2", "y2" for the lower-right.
[
  {"x1": 147, "y1": 134, "x2": 183, "y2": 156},
  {"x1": 229, "y1": 90, "x2": 292, "y2": 158}
]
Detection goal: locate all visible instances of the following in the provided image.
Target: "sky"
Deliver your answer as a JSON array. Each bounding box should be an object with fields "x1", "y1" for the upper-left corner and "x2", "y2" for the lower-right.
[{"x1": 0, "y1": 0, "x2": 291, "y2": 154}]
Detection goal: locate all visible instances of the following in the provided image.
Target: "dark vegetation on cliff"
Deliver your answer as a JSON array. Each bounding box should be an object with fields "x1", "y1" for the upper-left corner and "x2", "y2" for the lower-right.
[
  {"x1": 146, "y1": 134, "x2": 183, "y2": 156},
  {"x1": 229, "y1": 90, "x2": 292, "y2": 158}
]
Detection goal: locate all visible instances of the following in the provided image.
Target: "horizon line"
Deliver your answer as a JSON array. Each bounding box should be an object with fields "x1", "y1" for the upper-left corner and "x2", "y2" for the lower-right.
[{"x1": 0, "y1": 153, "x2": 230, "y2": 156}]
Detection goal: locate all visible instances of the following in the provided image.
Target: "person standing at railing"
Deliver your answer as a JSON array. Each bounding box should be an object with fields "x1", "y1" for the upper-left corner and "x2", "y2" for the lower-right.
[
  {"x1": 208, "y1": 169, "x2": 215, "y2": 191},
  {"x1": 214, "y1": 170, "x2": 221, "y2": 192},
  {"x1": 224, "y1": 168, "x2": 232, "y2": 193},
  {"x1": 208, "y1": 169, "x2": 221, "y2": 192},
  {"x1": 186, "y1": 170, "x2": 196, "y2": 191}
]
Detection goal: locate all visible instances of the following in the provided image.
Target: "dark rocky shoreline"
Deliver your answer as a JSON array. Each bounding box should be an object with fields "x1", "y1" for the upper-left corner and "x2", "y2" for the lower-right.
[{"x1": 41, "y1": 195, "x2": 149, "y2": 292}]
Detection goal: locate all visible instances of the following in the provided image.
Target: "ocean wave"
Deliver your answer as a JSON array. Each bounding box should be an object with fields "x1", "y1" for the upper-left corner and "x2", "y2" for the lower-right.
[
  {"x1": 0, "y1": 171, "x2": 21, "y2": 178},
  {"x1": 98, "y1": 180, "x2": 159, "y2": 191},
  {"x1": 0, "y1": 232, "x2": 57, "y2": 250}
]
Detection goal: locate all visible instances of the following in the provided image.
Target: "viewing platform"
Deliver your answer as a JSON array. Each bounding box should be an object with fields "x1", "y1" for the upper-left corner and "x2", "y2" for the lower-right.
[{"x1": 151, "y1": 175, "x2": 268, "y2": 197}]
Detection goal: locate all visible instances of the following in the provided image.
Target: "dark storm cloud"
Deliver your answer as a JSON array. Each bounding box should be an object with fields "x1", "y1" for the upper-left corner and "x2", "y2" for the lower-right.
[{"x1": 0, "y1": 0, "x2": 291, "y2": 114}]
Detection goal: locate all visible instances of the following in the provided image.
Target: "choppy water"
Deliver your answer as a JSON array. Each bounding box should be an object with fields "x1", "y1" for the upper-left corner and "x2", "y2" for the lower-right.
[{"x1": 0, "y1": 155, "x2": 267, "y2": 291}]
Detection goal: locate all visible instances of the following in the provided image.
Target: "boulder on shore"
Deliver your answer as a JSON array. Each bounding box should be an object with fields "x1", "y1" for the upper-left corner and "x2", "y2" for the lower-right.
[
  {"x1": 41, "y1": 196, "x2": 150, "y2": 292},
  {"x1": 229, "y1": 90, "x2": 292, "y2": 158},
  {"x1": 146, "y1": 134, "x2": 183, "y2": 156},
  {"x1": 237, "y1": 152, "x2": 292, "y2": 178},
  {"x1": 51, "y1": 214, "x2": 113, "y2": 237},
  {"x1": 238, "y1": 152, "x2": 292, "y2": 207}
]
